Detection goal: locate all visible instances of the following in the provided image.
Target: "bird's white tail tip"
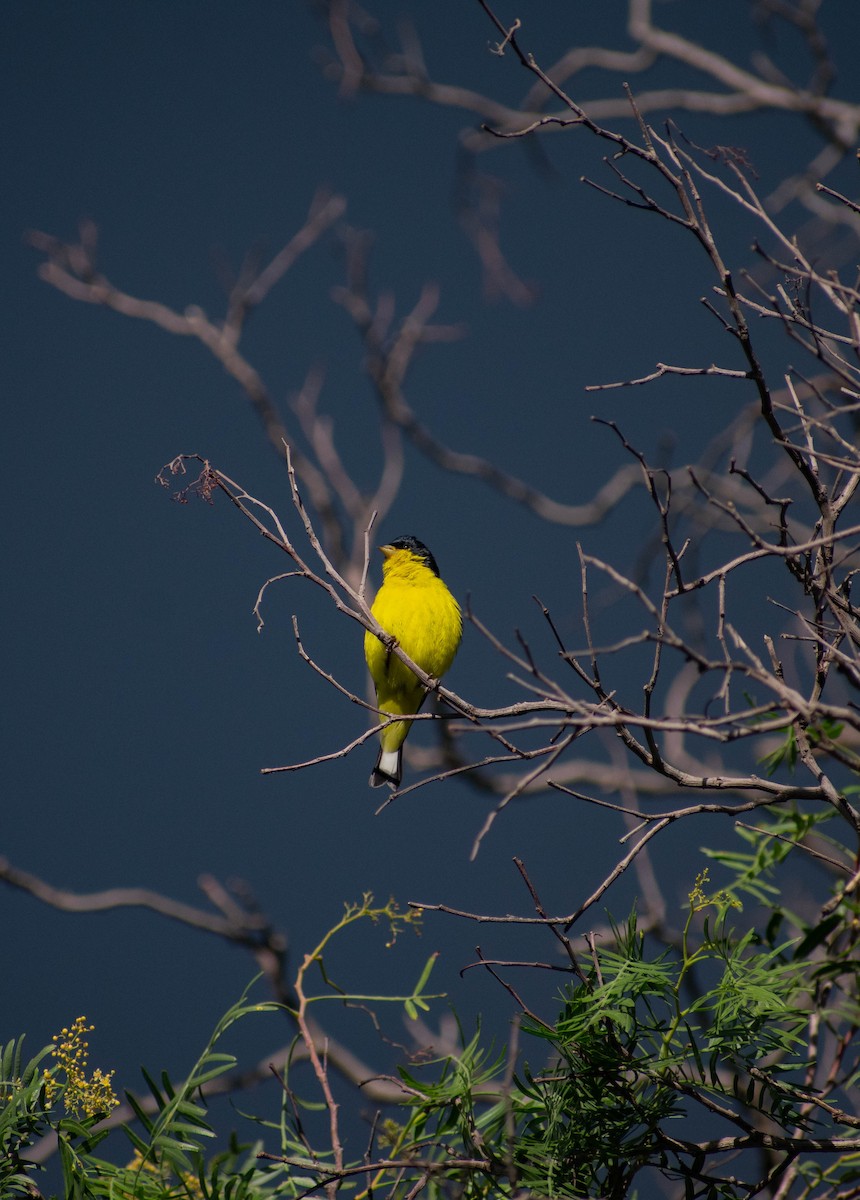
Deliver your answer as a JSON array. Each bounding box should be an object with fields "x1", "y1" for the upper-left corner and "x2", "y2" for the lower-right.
[{"x1": 370, "y1": 747, "x2": 401, "y2": 789}]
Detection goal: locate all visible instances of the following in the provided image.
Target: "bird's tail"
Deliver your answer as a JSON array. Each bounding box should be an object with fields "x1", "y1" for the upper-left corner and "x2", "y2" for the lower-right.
[{"x1": 370, "y1": 745, "x2": 402, "y2": 789}]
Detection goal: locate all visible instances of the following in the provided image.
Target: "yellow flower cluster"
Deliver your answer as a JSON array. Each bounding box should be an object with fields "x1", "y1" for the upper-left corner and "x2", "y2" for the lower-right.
[
  {"x1": 688, "y1": 868, "x2": 742, "y2": 914},
  {"x1": 121, "y1": 1150, "x2": 205, "y2": 1198},
  {"x1": 688, "y1": 868, "x2": 710, "y2": 910},
  {"x1": 43, "y1": 1016, "x2": 119, "y2": 1119}
]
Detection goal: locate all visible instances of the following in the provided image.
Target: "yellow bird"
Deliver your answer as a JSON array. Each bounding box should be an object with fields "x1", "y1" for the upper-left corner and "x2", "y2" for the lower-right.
[{"x1": 364, "y1": 536, "x2": 462, "y2": 788}]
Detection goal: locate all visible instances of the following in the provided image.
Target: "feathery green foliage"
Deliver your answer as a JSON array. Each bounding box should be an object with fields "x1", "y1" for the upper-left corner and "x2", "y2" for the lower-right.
[{"x1": 4, "y1": 821, "x2": 860, "y2": 1198}]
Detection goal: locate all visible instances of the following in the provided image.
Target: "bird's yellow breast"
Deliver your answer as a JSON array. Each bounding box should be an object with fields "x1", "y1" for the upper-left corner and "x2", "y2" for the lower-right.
[{"x1": 364, "y1": 550, "x2": 462, "y2": 701}]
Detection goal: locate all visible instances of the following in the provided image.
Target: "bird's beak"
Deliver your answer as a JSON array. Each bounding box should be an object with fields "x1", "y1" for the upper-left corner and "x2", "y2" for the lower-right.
[{"x1": 379, "y1": 544, "x2": 395, "y2": 559}]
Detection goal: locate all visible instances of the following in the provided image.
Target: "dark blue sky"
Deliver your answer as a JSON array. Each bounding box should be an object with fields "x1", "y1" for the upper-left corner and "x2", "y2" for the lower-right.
[{"x1": 4, "y1": 0, "x2": 858, "y2": 1177}]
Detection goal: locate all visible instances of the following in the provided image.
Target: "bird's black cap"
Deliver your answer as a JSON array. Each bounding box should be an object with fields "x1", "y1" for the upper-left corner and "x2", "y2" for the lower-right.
[{"x1": 383, "y1": 535, "x2": 440, "y2": 576}]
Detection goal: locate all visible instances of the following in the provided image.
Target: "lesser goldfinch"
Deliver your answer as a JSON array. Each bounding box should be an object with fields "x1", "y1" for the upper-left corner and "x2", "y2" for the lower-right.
[{"x1": 364, "y1": 536, "x2": 462, "y2": 788}]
